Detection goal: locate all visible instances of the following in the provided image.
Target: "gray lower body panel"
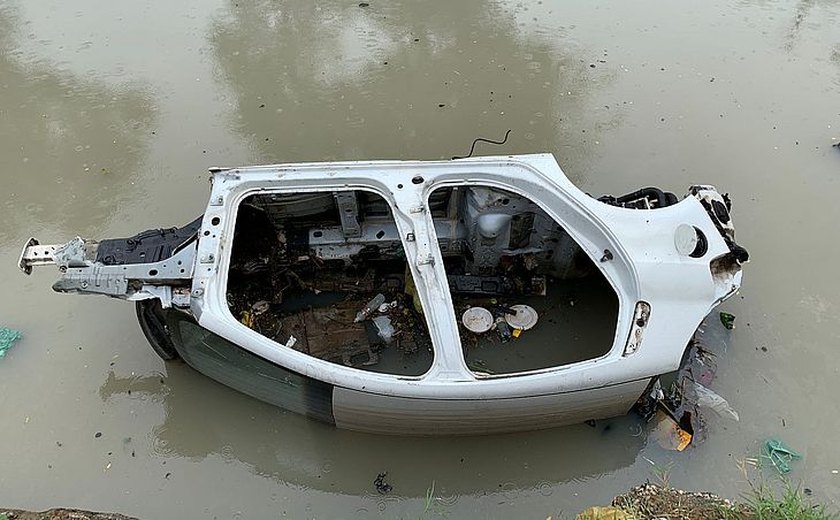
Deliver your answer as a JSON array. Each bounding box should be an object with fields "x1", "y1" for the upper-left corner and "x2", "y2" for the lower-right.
[
  {"x1": 332, "y1": 379, "x2": 650, "y2": 435},
  {"x1": 160, "y1": 307, "x2": 649, "y2": 435}
]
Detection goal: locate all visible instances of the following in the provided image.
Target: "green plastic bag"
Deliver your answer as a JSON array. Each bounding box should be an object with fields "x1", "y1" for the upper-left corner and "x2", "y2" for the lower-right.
[
  {"x1": 764, "y1": 439, "x2": 801, "y2": 474},
  {"x1": 0, "y1": 327, "x2": 23, "y2": 358},
  {"x1": 720, "y1": 312, "x2": 736, "y2": 330}
]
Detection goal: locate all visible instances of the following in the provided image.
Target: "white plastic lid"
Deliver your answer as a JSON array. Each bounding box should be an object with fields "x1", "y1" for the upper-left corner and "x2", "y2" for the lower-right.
[
  {"x1": 505, "y1": 304, "x2": 539, "y2": 330},
  {"x1": 462, "y1": 307, "x2": 494, "y2": 333}
]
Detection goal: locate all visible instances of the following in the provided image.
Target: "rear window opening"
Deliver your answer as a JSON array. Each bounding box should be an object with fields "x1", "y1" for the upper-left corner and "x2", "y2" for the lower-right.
[
  {"x1": 430, "y1": 185, "x2": 619, "y2": 376},
  {"x1": 226, "y1": 190, "x2": 433, "y2": 377}
]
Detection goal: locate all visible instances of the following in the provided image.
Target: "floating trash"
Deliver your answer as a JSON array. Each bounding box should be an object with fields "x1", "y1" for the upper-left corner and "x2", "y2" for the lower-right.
[
  {"x1": 0, "y1": 327, "x2": 22, "y2": 358},
  {"x1": 240, "y1": 310, "x2": 254, "y2": 328},
  {"x1": 764, "y1": 439, "x2": 801, "y2": 474},
  {"x1": 692, "y1": 381, "x2": 739, "y2": 421},
  {"x1": 462, "y1": 307, "x2": 494, "y2": 333},
  {"x1": 354, "y1": 293, "x2": 386, "y2": 323},
  {"x1": 652, "y1": 409, "x2": 692, "y2": 451},
  {"x1": 378, "y1": 301, "x2": 398, "y2": 313},
  {"x1": 373, "y1": 472, "x2": 392, "y2": 494},
  {"x1": 505, "y1": 304, "x2": 539, "y2": 330},
  {"x1": 372, "y1": 316, "x2": 395, "y2": 344},
  {"x1": 251, "y1": 300, "x2": 270, "y2": 315}
]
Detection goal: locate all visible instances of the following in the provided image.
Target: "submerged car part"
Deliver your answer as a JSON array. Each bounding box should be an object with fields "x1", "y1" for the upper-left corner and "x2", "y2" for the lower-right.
[{"x1": 19, "y1": 154, "x2": 747, "y2": 435}]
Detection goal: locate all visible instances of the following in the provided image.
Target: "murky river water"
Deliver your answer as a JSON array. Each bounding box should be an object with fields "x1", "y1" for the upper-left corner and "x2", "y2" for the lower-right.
[{"x1": 1, "y1": 0, "x2": 839, "y2": 517}]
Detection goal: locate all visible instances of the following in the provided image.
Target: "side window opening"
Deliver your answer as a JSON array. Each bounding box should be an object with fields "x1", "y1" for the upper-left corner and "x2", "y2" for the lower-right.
[
  {"x1": 431, "y1": 185, "x2": 619, "y2": 376},
  {"x1": 226, "y1": 190, "x2": 433, "y2": 376}
]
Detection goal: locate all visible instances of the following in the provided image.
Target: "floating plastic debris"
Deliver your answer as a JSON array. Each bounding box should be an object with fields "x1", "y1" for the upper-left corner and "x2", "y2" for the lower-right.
[
  {"x1": 0, "y1": 327, "x2": 22, "y2": 358},
  {"x1": 462, "y1": 307, "x2": 494, "y2": 333},
  {"x1": 764, "y1": 439, "x2": 801, "y2": 474},
  {"x1": 692, "y1": 381, "x2": 740, "y2": 421},
  {"x1": 372, "y1": 316, "x2": 395, "y2": 344},
  {"x1": 652, "y1": 409, "x2": 692, "y2": 451},
  {"x1": 504, "y1": 304, "x2": 539, "y2": 330}
]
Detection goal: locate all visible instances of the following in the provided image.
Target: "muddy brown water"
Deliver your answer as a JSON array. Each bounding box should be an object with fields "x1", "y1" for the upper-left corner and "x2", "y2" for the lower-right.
[{"x1": 1, "y1": 0, "x2": 839, "y2": 517}]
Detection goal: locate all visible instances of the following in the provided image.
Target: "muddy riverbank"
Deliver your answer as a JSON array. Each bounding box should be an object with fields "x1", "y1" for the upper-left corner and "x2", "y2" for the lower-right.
[
  {"x1": 0, "y1": 511, "x2": 136, "y2": 520},
  {"x1": 6, "y1": 483, "x2": 833, "y2": 520}
]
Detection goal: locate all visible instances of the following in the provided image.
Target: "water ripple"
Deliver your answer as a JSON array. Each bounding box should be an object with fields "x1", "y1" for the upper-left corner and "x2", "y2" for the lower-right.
[
  {"x1": 499, "y1": 481, "x2": 520, "y2": 500},
  {"x1": 535, "y1": 480, "x2": 554, "y2": 497},
  {"x1": 436, "y1": 492, "x2": 460, "y2": 507}
]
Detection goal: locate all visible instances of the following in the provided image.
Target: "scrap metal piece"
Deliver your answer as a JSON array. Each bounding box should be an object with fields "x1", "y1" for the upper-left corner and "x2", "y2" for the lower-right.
[
  {"x1": 334, "y1": 191, "x2": 362, "y2": 238},
  {"x1": 19, "y1": 238, "x2": 58, "y2": 274},
  {"x1": 95, "y1": 216, "x2": 203, "y2": 266},
  {"x1": 53, "y1": 237, "x2": 96, "y2": 270}
]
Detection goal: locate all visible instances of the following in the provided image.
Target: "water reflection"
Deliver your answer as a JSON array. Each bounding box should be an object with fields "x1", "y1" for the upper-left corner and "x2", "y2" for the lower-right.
[
  {"x1": 0, "y1": 3, "x2": 155, "y2": 240},
  {"x1": 99, "y1": 364, "x2": 645, "y2": 497},
  {"x1": 784, "y1": 0, "x2": 817, "y2": 51},
  {"x1": 84, "y1": 0, "x2": 641, "y2": 500},
  {"x1": 737, "y1": 0, "x2": 838, "y2": 53},
  {"x1": 209, "y1": 0, "x2": 612, "y2": 177}
]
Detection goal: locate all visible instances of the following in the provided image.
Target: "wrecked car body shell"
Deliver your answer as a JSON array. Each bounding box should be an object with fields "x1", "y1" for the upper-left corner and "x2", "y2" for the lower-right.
[{"x1": 20, "y1": 154, "x2": 745, "y2": 435}]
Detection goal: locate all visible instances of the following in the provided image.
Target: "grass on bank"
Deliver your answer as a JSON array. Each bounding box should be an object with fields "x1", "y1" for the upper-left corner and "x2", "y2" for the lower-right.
[
  {"x1": 734, "y1": 481, "x2": 837, "y2": 520},
  {"x1": 608, "y1": 481, "x2": 840, "y2": 520},
  {"x1": 403, "y1": 469, "x2": 838, "y2": 520},
  {"x1": 609, "y1": 479, "x2": 838, "y2": 520},
  {"x1": 605, "y1": 457, "x2": 838, "y2": 520}
]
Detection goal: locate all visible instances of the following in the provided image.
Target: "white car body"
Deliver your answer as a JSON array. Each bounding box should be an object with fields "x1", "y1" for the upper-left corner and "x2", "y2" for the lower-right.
[{"x1": 20, "y1": 154, "x2": 746, "y2": 435}]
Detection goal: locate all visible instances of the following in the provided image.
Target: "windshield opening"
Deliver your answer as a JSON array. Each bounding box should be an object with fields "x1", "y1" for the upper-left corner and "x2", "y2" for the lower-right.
[{"x1": 225, "y1": 190, "x2": 434, "y2": 376}]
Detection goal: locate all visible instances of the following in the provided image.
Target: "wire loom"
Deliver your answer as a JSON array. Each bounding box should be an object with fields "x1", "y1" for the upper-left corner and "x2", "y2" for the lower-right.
[{"x1": 452, "y1": 129, "x2": 512, "y2": 160}]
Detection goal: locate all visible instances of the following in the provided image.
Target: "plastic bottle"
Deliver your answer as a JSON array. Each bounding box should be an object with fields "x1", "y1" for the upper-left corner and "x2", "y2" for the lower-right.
[
  {"x1": 495, "y1": 317, "x2": 512, "y2": 343},
  {"x1": 354, "y1": 293, "x2": 386, "y2": 322}
]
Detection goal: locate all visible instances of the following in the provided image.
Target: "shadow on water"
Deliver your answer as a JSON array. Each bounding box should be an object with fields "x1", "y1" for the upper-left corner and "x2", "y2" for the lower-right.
[
  {"x1": 209, "y1": 0, "x2": 616, "y2": 180},
  {"x1": 0, "y1": 3, "x2": 156, "y2": 241},
  {"x1": 100, "y1": 364, "x2": 646, "y2": 499}
]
